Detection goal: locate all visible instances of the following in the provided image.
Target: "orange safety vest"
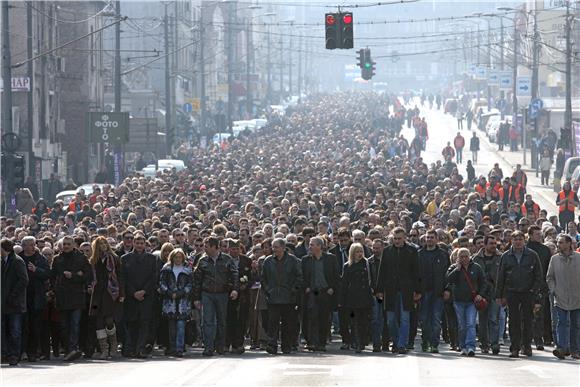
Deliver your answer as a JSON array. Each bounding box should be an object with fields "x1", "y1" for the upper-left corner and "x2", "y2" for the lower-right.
[
  {"x1": 558, "y1": 190, "x2": 576, "y2": 212},
  {"x1": 521, "y1": 202, "x2": 540, "y2": 218},
  {"x1": 475, "y1": 184, "x2": 486, "y2": 198}
]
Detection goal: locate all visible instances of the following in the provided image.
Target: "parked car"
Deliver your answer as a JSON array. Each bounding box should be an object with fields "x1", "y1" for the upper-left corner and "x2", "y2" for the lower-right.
[
  {"x1": 570, "y1": 165, "x2": 580, "y2": 191},
  {"x1": 55, "y1": 183, "x2": 114, "y2": 205},
  {"x1": 563, "y1": 157, "x2": 580, "y2": 182},
  {"x1": 444, "y1": 99, "x2": 458, "y2": 115}
]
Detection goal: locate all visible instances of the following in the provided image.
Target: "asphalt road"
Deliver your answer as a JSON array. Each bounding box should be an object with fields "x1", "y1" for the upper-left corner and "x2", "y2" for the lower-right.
[{"x1": 1, "y1": 342, "x2": 578, "y2": 386}]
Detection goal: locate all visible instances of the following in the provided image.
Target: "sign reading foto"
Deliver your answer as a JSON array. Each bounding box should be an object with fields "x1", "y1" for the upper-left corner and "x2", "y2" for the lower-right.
[{"x1": 87, "y1": 112, "x2": 129, "y2": 144}]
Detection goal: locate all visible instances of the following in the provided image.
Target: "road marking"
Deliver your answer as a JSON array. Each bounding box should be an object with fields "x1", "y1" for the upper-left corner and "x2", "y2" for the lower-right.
[
  {"x1": 273, "y1": 362, "x2": 343, "y2": 376},
  {"x1": 170, "y1": 358, "x2": 219, "y2": 386},
  {"x1": 514, "y1": 365, "x2": 549, "y2": 379}
]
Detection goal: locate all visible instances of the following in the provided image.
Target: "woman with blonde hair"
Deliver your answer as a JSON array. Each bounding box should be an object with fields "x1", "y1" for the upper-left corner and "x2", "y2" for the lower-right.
[
  {"x1": 159, "y1": 248, "x2": 193, "y2": 357},
  {"x1": 88, "y1": 236, "x2": 124, "y2": 359},
  {"x1": 338, "y1": 243, "x2": 374, "y2": 353}
]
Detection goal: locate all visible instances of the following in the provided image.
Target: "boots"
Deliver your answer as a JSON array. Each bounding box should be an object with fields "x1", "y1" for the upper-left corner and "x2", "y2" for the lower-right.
[
  {"x1": 95, "y1": 329, "x2": 109, "y2": 360},
  {"x1": 106, "y1": 325, "x2": 120, "y2": 359}
]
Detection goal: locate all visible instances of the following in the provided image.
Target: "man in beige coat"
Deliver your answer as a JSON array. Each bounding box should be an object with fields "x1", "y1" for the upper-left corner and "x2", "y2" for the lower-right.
[{"x1": 547, "y1": 234, "x2": 580, "y2": 359}]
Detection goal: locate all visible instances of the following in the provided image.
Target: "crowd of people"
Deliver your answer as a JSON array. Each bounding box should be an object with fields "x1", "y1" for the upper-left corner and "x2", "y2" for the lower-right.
[{"x1": 1, "y1": 92, "x2": 579, "y2": 368}]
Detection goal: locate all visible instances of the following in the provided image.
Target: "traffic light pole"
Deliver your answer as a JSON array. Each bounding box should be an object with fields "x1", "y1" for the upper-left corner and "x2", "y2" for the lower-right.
[
  {"x1": 164, "y1": 4, "x2": 172, "y2": 156},
  {"x1": 2, "y1": 1, "x2": 13, "y2": 137},
  {"x1": 531, "y1": 7, "x2": 539, "y2": 173},
  {"x1": 565, "y1": 0, "x2": 573, "y2": 154}
]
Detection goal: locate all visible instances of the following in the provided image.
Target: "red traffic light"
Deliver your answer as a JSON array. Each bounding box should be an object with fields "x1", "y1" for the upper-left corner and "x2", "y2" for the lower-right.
[
  {"x1": 326, "y1": 14, "x2": 336, "y2": 25},
  {"x1": 342, "y1": 14, "x2": 352, "y2": 25}
]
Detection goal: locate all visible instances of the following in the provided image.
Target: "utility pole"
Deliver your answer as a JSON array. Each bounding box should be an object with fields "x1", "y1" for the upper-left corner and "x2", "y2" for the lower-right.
[
  {"x1": 246, "y1": 20, "x2": 251, "y2": 118},
  {"x1": 279, "y1": 36, "x2": 283, "y2": 102},
  {"x1": 227, "y1": 2, "x2": 234, "y2": 133},
  {"x1": 288, "y1": 23, "x2": 293, "y2": 97},
  {"x1": 500, "y1": 17, "x2": 504, "y2": 70},
  {"x1": 565, "y1": 0, "x2": 573, "y2": 153},
  {"x1": 115, "y1": 1, "x2": 121, "y2": 112},
  {"x1": 486, "y1": 19, "x2": 491, "y2": 111},
  {"x1": 512, "y1": 15, "x2": 523, "y2": 164},
  {"x1": 27, "y1": 2, "x2": 34, "y2": 177},
  {"x1": 267, "y1": 25, "x2": 271, "y2": 103},
  {"x1": 164, "y1": 3, "x2": 172, "y2": 156},
  {"x1": 2, "y1": 1, "x2": 13, "y2": 135},
  {"x1": 297, "y1": 32, "x2": 302, "y2": 100},
  {"x1": 531, "y1": 7, "x2": 539, "y2": 171},
  {"x1": 199, "y1": 7, "x2": 206, "y2": 141}
]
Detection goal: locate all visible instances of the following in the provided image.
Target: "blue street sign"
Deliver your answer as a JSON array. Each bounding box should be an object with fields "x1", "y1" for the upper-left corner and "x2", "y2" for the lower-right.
[
  {"x1": 183, "y1": 103, "x2": 193, "y2": 113},
  {"x1": 528, "y1": 98, "x2": 543, "y2": 120},
  {"x1": 517, "y1": 76, "x2": 531, "y2": 96}
]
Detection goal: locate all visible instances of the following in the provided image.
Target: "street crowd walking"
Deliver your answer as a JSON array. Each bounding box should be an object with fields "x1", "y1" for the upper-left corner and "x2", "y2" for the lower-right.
[{"x1": 1, "y1": 93, "x2": 579, "y2": 367}]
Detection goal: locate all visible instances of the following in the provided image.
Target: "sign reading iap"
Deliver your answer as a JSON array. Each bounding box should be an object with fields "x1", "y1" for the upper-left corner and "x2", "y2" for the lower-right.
[{"x1": 87, "y1": 112, "x2": 129, "y2": 144}]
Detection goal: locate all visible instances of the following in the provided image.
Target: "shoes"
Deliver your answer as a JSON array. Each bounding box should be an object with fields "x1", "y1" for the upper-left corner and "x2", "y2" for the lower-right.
[
  {"x1": 391, "y1": 346, "x2": 399, "y2": 354},
  {"x1": 467, "y1": 349, "x2": 475, "y2": 357},
  {"x1": 232, "y1": 347, "x2": 245, "y2": 355},
  {"x1": 481, "y1": 347, "x2": 489, "y2": 354},
  {"x1": 509, "y1": 351, "x2": 519, "y2": 358},
  {"x1": 265, "y1": 346, "x2": 277, "y2": 355},
  {"x1": 136, "y1": 352, "x2": 150, "y2": 359},
  {"x1": 372, "y1": 346, "x2": 382, "y2": 353},
  {"x1": 523, "y1": 347, "x2": 532, "y2": 357},
  {"x1": 492, "y1": 345, "x2": 500, "y2": 355},
  {"x1": 552, "y1": 348, "x2": 566, "y2": 360},
  {"x1": 571, "y1": 353, "x2": 580, "y2": 360},
  {"x1": 315, "y1": 346, "x2": 327, "y2": 352},
  {"x1": 8, "y1": 357, "x2": 18, "y2": 366},
  {"x1": 428, "y1": 346, "x2": 439, "y2": 354},
  {"x1": 144, "y1": 344, "x2": 153, "y2": 355},
  {"x1": 406, "y1": 343, "x2": 415, "y2": 350},
  {"x1": 202, "y1": 350, "x2": 214, "y2": 357},
  {"x1": 355, "y1": 348, "x2": 362, "y2": 354},
  {"x1": 340, "y1": 343, "x2": 350, "y2": 350},
  {"x1": 421, "y1": 343, "x2": 430, "y2": 352},
  {"x1": 536, "y1": 345, "x2": 544, "y2": 351},
  {"x1": 398, "y1": 348, "x2": 408, "y2": 355},
  {"x1": 175, "y1": 351, "x2": 183, "y2": 358},
  {"x1": 64, "y1": 350, "x2": 82, "y2": 362},
  {"x1": 216, "y1": 347, "x2": 225, "y2": 355},
  {"x1": 165, "y1": 350, "x2": 176, "y2": 356},
  {"x1": 282, "y1": 349, "x2": 292, "y2": 355},
  {"x1": 460, "y1": 349, "x2": 467, "y2": 356}
]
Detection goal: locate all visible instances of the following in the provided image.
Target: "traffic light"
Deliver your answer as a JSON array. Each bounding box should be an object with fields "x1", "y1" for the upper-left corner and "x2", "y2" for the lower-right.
[
  {"x1": 325, "y1": 13, "x2": 339, "y2": 49},
  {"x1": 13, "y1": 154, "x2": 25, "y2": 188},
  {"x1": 356, "y1": 49, "x2": 365, "y2": 68},
  {"x1": 361, "y1": 48, "x2": 375, "y2": 80},
  {"x1": 341, "y1": 13, "x2": 353, "y2": 49}
]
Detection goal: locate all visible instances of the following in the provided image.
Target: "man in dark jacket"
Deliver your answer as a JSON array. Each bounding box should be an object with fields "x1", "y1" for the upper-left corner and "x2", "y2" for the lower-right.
[
  {"x1": 496, "y1": 231, "x2": 543, "y2": 357},
  {"x1": 1, "y1": 239, "x2": 29, "y2": 366},
  {"x1": 225, "y1": 239, "x2": 252, "y2": 354},
  {"x1": 376, "y1": 227, "x2": 421, "y2": 354},
  {"x1": 51, "y1": 235, "x2": 92, "y2": 362},
  {"x1": 526, "y1": 225, "x2": 553, "y2": 349},
  {"x1": 329, "y1": 227, "x2": 352, "y2": 349},
  {"x1": 120, "y1": 233, "x2": 158, "y2": 358},
  {"x1": 261, "y1": 238, "x2": 303, "y2": 354},
  {"x1": 472, "y1": 235, "x2": 503, "y2": 354},
  {"x1": 20, "y1": 236, "x2": 50, "y2": 362},
  {"x1": 294, "y1": 227, "x2": 315, "y2": 259},
  {"x1": 418, "y1": 230, "x2": 450, "y2": 353},
  {"x1": 193, "y1": 236, "x2": 239, "y2": 357},
  {"x1": 302, "y1": 236, "x2": 339, "y2": 352},
  {"x1": 369, "y1": 238, "x2": 388, "y2": 352}
]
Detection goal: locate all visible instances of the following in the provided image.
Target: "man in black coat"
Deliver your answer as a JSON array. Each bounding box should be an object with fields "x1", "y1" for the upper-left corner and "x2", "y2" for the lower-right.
[
  {"x1": 19, "y1": 236, "x2": 50, "y2": 362},
  {"x1": 51, "y1": 235, "x2": 92, "y2": 362},
  {"x1": 120, "y1": 233, "x2": 158, "y2": 358},
  {"x1": 526, "y1": 225, "x2": 553, "y2": 349},
  {"x1": 376, "y1": 227, "x2": 421, "y2": 355},
  {"x1": 225, "y1": 239, "x2": 253, "y2": 354},
  {"x1": 329, "y1": 227, "x2": 353, "y2": 349},
  {"x1": 302, "y1": 236, "x2": 339, "y2": 352},
  {"x1": 417, "y1": 230, "x2": 450, "y2": 353},
  {"x1": 261, "y1": 238, "x2": 303, "y2": 354},
  {"x1": 294, "y1": 227, "x2": 315, "y2": 259},
  {"x1": 1, "y1": 239, "x2": 29, "y2": 366},
  {"x1": 496, "y1": 231, "x2": 542, "y2": 358}
]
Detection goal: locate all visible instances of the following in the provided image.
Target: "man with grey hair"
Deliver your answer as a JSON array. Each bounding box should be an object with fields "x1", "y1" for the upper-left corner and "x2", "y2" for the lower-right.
[
  {"x1": 302, "y1": 236, "x2": 339, "y2": 352},
  {"x1": 261, "y1": 238, "x2": 303, "y2": 354},
  {"x1": 20, "y1": 236, "x2": 50, "y2": 362}
]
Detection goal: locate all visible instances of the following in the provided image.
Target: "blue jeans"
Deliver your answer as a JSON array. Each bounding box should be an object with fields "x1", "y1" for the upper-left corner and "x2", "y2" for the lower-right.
[
  {"x1": 1, "y1": 313, "x2": 23, "y2": 359},
  {"x1": 419, "y1": 292, "x2": 444, "y2": 347},
  {"x1": 371, "y1": 297, "x2": 387, "y2": 347},
  {"x1": 555, "y1": 307, "x2": 580, "y2": 352},
  {"x1": 60, "y1": 309, "x2": 82, "y2": 352},
  {"x1": 386, "y1": 292, "x2": 410, "y2": 349},
  {"x1": 454, "y1": 301, "x2": 477, "y2": 351},
  {"x1": 201, "y1": 292, "x2": 229, "y2": 352},
  {"x1": 499, "y1": 306, "x2": 507, "y2": 341},
  {"x1": 456, "y1": 148, "x2": 463, "y2": 164},
  {"x1": 478, "y1": 299, "x2": 500, "y2": 348},
  {"x1": 168, "y1": 319, "x2": 186, "y2": 352}
]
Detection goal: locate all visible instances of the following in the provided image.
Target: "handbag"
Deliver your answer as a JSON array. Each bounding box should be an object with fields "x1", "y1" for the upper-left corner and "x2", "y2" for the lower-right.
[{"x1": 461, "y1": 268, "x2": 488, "y2": 311}]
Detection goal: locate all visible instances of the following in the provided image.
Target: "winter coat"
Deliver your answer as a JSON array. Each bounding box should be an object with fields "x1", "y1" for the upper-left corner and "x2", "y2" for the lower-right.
[
  {"x1": 376, "y1": 243, "x2": 421, "y2": 312},
  {"x1": 1, "y1": 253, "x2": 29, "y2": 314},
  {"x1": 232, "y1": 255, "x2": 254, "y2": 306},
  {"x1": 51, "y1": 249, "x2": 92, "y2": 311},
  {"x1": 339, "y1": 259, "x2": 374, "y2": 309},
  {"x1": 470, "y1": 136, "x2": 480, "y2": 151},
  {"x1": 88, "y1": 253, "x2": 124, "y2": 318},
  {"x1": 446, "y1": 261, "x2": 487, "y2": 303},
  {"x1": 20, "y1": 251, "x2": 50, "y2": 311},
  {"x1": 302, "y1": 253, "x2": 340, "y2": 307},
  {"x1": 261, "y1": 253, "x2": 303, "y2": 305},
  {"x1": 471, "y1": 249, "x2": 503, "y2": 300},
  {"x1": 418, "y1": 247, "x2": 450, "y2": 297},
  {"x1": 496, "y1": 247, "x2": 542, "y2": 300},
  {"x1": 193, "y1": 253, "x2": 239, "y2": 300},
  {"x1": 159, "y1": 263, "x2": 193, "y2": 320},
  {"x1": 121, "y1": 251, "x2": 158, "y2": 322}
]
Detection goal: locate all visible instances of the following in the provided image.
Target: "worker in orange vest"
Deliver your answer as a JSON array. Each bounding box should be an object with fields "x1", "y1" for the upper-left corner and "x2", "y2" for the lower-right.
[
  {"x1": 556, "y1": 180, "x2": 579, "y2": 230},
  {"x1": 521, "y1": 194, "x2": 540, "y2": 219},
  {"x1": 474, "y1": 176, "x2": 487, "y2": 199},
  {"x1": 508, "y1": 177, "x2": 525, "y2": 205},
  {"x1": 513, "y1": 164, "x2": 528, "y2": 188}
]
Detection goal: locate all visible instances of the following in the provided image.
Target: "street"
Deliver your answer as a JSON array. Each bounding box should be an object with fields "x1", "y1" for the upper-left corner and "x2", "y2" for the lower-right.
[
  {"x1": 402, "y1": 101, "x2": 558, "y2": 214},
  {"x1": 1, "y1": 342, "x2": 578, "y2": 386}
]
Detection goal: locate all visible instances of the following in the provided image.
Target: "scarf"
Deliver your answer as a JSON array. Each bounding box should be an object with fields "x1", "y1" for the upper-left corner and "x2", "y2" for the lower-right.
[{"x1": 102, "y1": 252, "x2": 120, "y2": 301}]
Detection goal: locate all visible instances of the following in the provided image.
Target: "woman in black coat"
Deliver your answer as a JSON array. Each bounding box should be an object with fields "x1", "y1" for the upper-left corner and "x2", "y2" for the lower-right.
[
  {"x1": 339, "y1": 243, "x2": 374, "y2": 353},
  {"x1": 88, "y1": 237, "x2": 124, "y2": 359}
]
